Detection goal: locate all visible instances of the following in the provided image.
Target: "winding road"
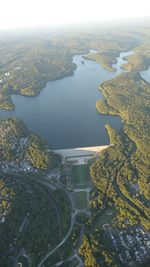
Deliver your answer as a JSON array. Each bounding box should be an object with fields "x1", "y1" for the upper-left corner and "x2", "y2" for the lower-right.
[
  {"x1": 37, "y1": 179, "x2": 86, "y2": 267},
  {"x1": 37, "y1": 211, "x2": 75, "y2": 267}
]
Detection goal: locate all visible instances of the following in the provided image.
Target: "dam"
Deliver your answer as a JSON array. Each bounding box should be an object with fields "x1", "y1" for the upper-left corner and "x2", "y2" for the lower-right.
[{"x1": 54, "y1": 145, "x2": 113, "y2": 165}]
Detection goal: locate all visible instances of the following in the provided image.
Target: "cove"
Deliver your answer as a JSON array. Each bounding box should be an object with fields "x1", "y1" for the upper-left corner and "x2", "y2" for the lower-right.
[
  {"x1": 140, "y1": 66, "x2": 150, "y2": 83},
  {"x1": 0, "y1": 51, "x2": 133, "y2": 149}
]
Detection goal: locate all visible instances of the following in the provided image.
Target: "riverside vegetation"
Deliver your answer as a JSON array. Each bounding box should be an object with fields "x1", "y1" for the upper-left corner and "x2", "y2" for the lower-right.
[
  {"x1": 79, "y1": 60, "x2": 150, "y2": 267},
  {"x1": 0, "y1": 39, "x2": 76, "y2": 109},
  {"x1": 0, "y1": 23, "x2": 140, "y2": 110},
  {"x1": 0, "y1": 117, "x2": 60, "y2": 172}
]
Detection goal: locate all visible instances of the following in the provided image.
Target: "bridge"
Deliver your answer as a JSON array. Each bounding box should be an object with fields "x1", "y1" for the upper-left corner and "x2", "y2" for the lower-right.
[{"x1": 54, "y1": 145, "x2": 113, "y2": 165}]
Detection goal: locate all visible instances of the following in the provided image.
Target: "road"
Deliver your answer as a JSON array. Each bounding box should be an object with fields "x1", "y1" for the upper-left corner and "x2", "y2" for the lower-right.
[
  {"x1": 54, "y1": 225, "x2": 85, "y2": 267},
  {"x1": 37, "y1": 210, "x2": 76, "y2": 267},
  {"x1": 37, "y1": 179, "x2": 87, "y2": 267}
]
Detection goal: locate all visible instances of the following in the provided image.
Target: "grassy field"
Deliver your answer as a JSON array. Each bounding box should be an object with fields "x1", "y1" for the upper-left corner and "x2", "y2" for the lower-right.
[
  {"x1": 71, "y1": 165, "x2": 89, "y2": 188},
  {"x1": 95, "y1": 208, "x2": 117, "y2": 228},
  {"x1": 72, "y1": 191, "x2": 87, "y2": 210}
]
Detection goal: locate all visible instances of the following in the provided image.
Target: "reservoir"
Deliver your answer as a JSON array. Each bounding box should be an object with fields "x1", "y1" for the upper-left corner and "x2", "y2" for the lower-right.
[
  {"x1": 140, "y1": 66, "x2": 150, "y2": 83},
  {"x1": 0, "y1": 51, "x2": 133, "y2": 149}
]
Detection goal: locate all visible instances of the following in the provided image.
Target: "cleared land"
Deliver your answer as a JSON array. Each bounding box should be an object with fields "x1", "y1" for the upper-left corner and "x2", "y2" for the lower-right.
[
  {"x1": 72, "y1": 191, "x2": 87, "y2": 210},
  {"x1": 71, "y1": 165, "x2": 89, "y2": 188},
  {"x1": 95, "y1": 208, "x2": 117, "y2": 228}
]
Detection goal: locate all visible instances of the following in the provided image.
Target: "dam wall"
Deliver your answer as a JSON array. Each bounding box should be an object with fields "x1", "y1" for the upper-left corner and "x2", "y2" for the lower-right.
[{"x1": 54, "y1": 145, "x2": 113, "y2": 165}]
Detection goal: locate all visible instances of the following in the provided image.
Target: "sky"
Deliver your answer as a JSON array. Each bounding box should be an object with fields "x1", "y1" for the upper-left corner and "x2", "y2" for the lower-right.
[{"x1": 1, "y1": 0, "x2": 150, "y2": 30}]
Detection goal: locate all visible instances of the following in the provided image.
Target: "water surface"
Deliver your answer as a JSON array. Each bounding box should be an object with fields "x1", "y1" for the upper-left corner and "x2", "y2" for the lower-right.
[
  {"x1": 0, "y1": 51, "x2": 133, "y2": 149},
  {"x1": 140, "y1": 67, "x2": 150, "y2": 83}
]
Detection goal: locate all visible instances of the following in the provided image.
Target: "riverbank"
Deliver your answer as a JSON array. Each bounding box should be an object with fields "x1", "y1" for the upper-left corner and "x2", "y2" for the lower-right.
[
  {"x1": 80, "y1": 69, "x2": 150, "y2": 267},
  {"x1": 0, "y1": 63, "x2": 76, "y2": 111},
  {"x1": 0, "y1": 51, "x2": 133, "y2": 149},
  {"x1": 84, "y1": 50, "x2": 119, "y2": 72}
]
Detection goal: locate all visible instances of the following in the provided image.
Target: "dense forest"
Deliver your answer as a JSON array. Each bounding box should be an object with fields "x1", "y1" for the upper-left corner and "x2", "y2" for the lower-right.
[
  {"x1": 84, "y1": 50, "x2": 118, "y2": 72},
  {"x1": 80, "y1": 54, "x2": 150, "y2": 267},
  {"x1": 0, "y1": 173, "x2": 71, "y2": 266},
  {"x1": 0, "y1": 39, "x2": 76, "y2": 109},
  {"x1": 0, "y1": 117, "x2": 60, "y2": 171}
]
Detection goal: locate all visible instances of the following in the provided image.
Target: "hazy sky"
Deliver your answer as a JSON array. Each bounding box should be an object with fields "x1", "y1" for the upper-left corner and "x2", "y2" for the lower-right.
[{"x1": 1, "y1": 0, "x2": 150, "y2": 29}]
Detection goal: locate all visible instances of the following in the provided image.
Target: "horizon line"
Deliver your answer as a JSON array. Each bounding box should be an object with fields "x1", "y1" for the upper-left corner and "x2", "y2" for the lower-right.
[{"x1": 0, "y1": 15, "x2": 150, "y2": 33}]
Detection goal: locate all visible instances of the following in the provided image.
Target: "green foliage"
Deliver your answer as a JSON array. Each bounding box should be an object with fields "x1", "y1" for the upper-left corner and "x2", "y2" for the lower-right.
[
  {"x1": 122, "y1": 41, "x2": 150, "y2": 71},
  {"x1": 0, "y1": 174, "x2": 71, "y2": 266},
  {"x1": 0, "y1": 117, "x2": 59, "y2": 171},
  {"x1": 85, "y1": 51, "x2": 118, "y2": 72},
  {"x1": 0, "y1": 39, "x2": 76, "y2": 109},
  {"x1": 79, "y1": 235, "x2": 100, "y2": 267},
  {"x1": 81, "y1": 52, "x2": 150, "y2": 266},
  {"x1": 0, "y1": 26, "x2": 140, "y2": 110}
]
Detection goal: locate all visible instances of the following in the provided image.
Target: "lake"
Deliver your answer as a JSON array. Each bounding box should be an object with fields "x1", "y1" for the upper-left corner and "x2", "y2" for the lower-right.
[
  {"x1": 140, "y1": 66, "x2": 150, "y2": 83},
  {"x1": 0, "y1": 51, "x2": 133, "y2": 149}
]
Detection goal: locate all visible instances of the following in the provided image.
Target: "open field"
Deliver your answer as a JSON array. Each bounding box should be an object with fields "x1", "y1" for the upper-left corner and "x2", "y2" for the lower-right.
[
  {"x1": 71, "y1": 165, "x2": 89, "y2": 188},
  {"x1": 95, "y1": 208, "x2": 117, "y2": 228},
  {"x1": 72, "y1": 191, "x2": 87, "y2": 210}
]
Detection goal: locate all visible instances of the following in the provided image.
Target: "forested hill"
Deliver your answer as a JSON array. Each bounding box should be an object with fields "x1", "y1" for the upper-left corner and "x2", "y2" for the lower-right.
[
  {"x1": 79, "y1": 57, "x2": 150, "y2": 267},
  {"x1": 0, "y1": 25, "x2": 140, "y2": 110},
  {"x1": 0, "y1": 117, "x2": 59, "y2": 172}
]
